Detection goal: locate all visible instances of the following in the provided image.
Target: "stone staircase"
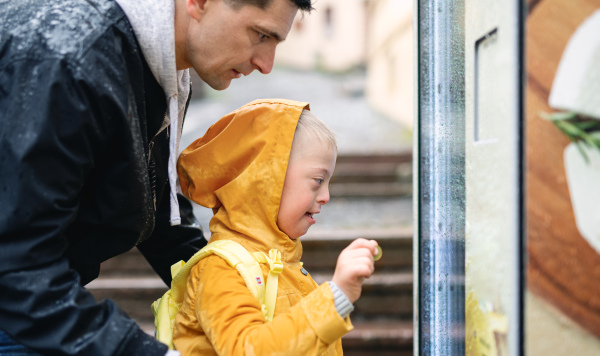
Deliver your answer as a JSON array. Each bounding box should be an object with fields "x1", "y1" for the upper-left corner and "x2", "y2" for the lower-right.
[
  {"x1": 330, "y1": 153, "x2": 412, "y2": 198},
  {"x1": 301, "y1": 228, "x2": 414, "y2": 356},
  {"x1": 88, "y1": 153, "x2": 414, "y2": 355}
]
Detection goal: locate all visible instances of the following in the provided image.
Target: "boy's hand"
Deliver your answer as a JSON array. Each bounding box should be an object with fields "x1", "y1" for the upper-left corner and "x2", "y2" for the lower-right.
[{"x1": 331, "y1": 238, "x2": 379, "y2": 303}]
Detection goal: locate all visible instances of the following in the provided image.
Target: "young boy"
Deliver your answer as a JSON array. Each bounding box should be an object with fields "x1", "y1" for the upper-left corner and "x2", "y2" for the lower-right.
[{"x1": 173, "y1": 99, "x2": 378, "y2": 355}]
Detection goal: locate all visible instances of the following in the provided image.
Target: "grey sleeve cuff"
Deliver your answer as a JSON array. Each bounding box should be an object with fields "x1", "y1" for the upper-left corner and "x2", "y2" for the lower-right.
[{"x1": 327, "y1": 281, "x2": 354, "y2": 318}]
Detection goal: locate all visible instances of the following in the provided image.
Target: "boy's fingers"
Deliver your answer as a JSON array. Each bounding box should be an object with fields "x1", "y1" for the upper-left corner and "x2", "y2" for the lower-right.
[
  {"x1": 347, "y1": 247, "x2": 375, "y2": 259},
  {"x1": 369, "y1": 240, "x2": 380, "y2": 255},
  {"x1": 348, "y1": 238, "x2": 380, "y2": 256},
  {"x1": 348, "y1": 238, "x2": 372, "y2": 249},
  {"x1": 352, "y1": 260, "x2": 374, "y2": 278}
]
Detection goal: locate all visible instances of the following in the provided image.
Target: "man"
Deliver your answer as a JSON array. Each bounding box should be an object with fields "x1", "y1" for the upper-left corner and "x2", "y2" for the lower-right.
[{"x1": 0, "y1": 0, "x2": 312, "y2": 355}]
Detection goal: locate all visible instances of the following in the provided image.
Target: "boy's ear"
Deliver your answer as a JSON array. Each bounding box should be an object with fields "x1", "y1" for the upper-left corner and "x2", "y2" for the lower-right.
[{"x1": 186, "y1": 0, "x2": 210, "y2": 21}]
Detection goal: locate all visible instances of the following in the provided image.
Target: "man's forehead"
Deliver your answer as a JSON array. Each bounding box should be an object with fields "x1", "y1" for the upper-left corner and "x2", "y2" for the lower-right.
[{"x1": 240, "y1": 0, "x2": 298, "y2": 38}]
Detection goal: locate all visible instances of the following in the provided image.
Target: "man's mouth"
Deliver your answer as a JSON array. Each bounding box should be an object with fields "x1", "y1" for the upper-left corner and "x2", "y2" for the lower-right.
[{"x1": 233, "y1": 69, "x2": 253, "y2": 78}]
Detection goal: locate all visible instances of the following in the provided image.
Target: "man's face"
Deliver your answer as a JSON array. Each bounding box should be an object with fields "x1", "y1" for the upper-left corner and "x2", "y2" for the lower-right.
[
  {"x1": 183, "y1": 0, "x2": 298, "y2": 90},
  {"x1": 277, "y1": 135, "x2": 337, "y2": 240}
]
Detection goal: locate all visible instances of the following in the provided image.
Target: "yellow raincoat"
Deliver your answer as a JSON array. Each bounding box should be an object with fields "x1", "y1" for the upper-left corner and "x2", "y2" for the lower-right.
[{"x1": 173, "y1": 99, "x2": 353, "y2": 355}]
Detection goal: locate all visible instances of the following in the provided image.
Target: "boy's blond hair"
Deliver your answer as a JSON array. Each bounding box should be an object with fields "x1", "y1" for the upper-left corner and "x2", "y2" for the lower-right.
[{"x1": 294, "y1": 110, "x2": 337, "y2": 153}]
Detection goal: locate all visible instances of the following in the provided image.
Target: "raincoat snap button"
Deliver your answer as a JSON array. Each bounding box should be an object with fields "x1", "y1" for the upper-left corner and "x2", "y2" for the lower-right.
[{"x1": 300, "y1": 267, "x2": 308, "y2": 276}]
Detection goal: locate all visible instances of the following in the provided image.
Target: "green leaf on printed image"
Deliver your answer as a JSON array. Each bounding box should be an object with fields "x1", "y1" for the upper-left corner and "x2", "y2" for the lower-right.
[{"x1": 540, "y1": 111, "x2": 600, "y2": 164}]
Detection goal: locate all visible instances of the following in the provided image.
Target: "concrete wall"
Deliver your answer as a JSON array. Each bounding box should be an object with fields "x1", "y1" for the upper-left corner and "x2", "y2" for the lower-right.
[
  {"x1": 365, "y1": 0, "x2": 413, "y2": 128},
  {"x1": 275, "y1": 0, "x2": 414, "y2": 129},
  {"x1": 275, "y1": 0, "x2": 368, "y2": 72}
]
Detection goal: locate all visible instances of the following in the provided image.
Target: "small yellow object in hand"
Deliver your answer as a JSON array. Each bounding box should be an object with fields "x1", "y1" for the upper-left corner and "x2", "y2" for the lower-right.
[{"x1": 374, "y1": 246, "x2": 383, "y2": 261}]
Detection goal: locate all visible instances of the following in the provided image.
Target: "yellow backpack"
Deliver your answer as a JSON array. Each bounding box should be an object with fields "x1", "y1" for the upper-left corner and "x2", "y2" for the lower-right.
[{"x1": 151, "y1": 240, "x2": 283, "y2": 350}]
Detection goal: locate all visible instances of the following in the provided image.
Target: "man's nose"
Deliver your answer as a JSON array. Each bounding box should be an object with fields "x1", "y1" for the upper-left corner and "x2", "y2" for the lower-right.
[{"x1": 251, "y1": 45, "x2": 276, "y2": 74}]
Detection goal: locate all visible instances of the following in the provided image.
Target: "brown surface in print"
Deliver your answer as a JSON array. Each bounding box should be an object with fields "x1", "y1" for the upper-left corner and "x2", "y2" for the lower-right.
[{"x1": 526, "y1": 0, "x2": 600, "y2": 339}]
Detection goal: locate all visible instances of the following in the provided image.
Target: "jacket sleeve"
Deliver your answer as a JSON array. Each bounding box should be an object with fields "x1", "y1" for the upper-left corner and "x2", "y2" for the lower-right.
[
  {"x1": 179, "y1": 256, "x2": 353, "y2": 355},
  {"x1": 0, "y1": 57, "x2": 167, "y2": 355},
  {"x1": 138, "y1": 191, "x2": 208, "y2": 285}
]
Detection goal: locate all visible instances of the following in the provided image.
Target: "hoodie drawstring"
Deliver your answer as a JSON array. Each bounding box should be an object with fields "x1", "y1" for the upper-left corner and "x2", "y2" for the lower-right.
[{"x1": 168, "y1": 96, "x2": 181, "y2": 225}]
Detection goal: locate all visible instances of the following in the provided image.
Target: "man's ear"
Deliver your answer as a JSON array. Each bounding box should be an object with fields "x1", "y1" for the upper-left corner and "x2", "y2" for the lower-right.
[{"x1": 187, "y1": 0, "x2": 209, "y2": 21}]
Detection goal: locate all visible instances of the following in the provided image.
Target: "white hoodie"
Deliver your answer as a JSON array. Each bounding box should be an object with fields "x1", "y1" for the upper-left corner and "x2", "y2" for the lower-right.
[{"x1": 114, "y1": 0, "x2": 190, "y2": 226}]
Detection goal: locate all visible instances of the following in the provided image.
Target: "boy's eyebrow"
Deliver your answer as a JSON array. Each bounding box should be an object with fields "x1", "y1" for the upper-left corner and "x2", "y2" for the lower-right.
[
  {"x1": 313, "y1": 167, "x2": 334, "y2": 178},
  {"x1": 255, "y1": 25, "x2": 284, "y2": 42}
]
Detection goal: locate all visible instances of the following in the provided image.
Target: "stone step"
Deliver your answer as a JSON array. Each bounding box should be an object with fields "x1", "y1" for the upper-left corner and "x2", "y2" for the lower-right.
[
  {"x1": 335, "y1": 153, "x2": 412, "y2": 165},
  {"x1": 331, "y1": 152, "x2": 412, "y2": 183},
  {"x1": 132, "y1": 319, "x2": 413, "y2": 356},
  {"x1": 332, "y1": 162, "x2": 411, "y2": 183},
  {"x1": 330, "y1": 182, "x2": 412, "y2": 197},
  {"x1": 91, "y1": 226, "x2": 415, "y2": 353},
  {"x1": 330, "y1": 153, "x2": 412, "y2": 197},
  {"x1": 301, "y1": 228, "x2": 413, "y2": 272},
  {"x1": 310, "y1": 271, "x2": 413, "y2": 320},
  {"x1": 98, "y1": 228, "x2": 413, "y2": 277},
  {"x1": 88, "y1": 269, "x2": 413, "y2": 324},
  {"x1": 342, "y1": 320, "x2": 414, "y2": 356}
]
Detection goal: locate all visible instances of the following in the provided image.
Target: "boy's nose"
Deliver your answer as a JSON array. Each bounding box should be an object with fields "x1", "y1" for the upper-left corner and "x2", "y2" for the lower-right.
[{"x1": 317, "y1": 186, "x2": 330, "y2": 205}]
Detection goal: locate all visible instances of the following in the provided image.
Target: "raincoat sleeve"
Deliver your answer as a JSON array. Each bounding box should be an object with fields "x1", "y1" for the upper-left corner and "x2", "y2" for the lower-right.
[
  {"x1": 186, "y1": 255, "x2": 353, "y2": 355},
  {"x1": 0, "y1": 57, "x2": 167, "y2": 355}
]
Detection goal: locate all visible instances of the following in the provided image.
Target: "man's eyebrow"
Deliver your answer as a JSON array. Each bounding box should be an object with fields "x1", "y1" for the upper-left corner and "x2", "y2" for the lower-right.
[{"x1": 255, "y1": 25, "x2": 284, "y2": 42}]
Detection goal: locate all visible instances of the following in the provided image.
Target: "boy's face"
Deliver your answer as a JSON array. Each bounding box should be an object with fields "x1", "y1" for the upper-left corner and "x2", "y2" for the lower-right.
[{"x1": 277, "y1": 135, "x2": 337, "y2": 240}]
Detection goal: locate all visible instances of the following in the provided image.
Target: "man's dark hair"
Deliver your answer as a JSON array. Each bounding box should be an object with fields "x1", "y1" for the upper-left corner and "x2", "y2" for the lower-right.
[{"x1": 227, "y1": 0, "x2": 314, "y2": 12}]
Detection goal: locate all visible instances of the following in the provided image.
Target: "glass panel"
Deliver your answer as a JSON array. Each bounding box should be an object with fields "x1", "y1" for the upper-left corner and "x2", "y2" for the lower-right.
[{"x1": 463, "y1": 1, "x2": 523, "y2": 355}]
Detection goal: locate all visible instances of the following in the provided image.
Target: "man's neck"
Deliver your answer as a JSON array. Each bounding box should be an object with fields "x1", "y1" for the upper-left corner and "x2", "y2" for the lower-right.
[{"x1": 173, "y1": 0, "x2": 191, "y2": 70}]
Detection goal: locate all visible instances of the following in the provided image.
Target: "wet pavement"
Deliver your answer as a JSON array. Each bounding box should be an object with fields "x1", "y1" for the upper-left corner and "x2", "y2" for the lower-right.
[{"x1": 180, "y1": 67, "x2": 413, "y2": 237}]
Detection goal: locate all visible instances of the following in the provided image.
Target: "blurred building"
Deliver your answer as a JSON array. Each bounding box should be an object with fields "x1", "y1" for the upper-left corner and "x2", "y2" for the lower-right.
[
  {"x1": 274, "y1": 0, "x2": 414, "y2": 128},
  {"x1": 364, "y1": 0, "x2": 413, "y2": 129},
  {"x1": 275, "y1": 0, "x2": 368, "y2": 72}
]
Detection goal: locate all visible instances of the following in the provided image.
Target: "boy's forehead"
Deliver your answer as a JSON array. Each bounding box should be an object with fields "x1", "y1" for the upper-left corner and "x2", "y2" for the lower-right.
[
  {"x1": 291, "y1": 135, "x2": 335, "y2": 158},
  {"x1": 290, "y1": 138, "x2": 336, "y2": 172},
  {"x1": 292, "y1": 125, "x2": 336, "y2": 150}
]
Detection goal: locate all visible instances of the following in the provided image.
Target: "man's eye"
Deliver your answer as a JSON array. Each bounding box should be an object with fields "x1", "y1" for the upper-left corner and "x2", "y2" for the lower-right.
[
  {"x1": 315, "y1": 178, "x2": 323, "y2": 185},
  {"x1": 258, "y1": 32, "x2": 270, "y2": 41}
]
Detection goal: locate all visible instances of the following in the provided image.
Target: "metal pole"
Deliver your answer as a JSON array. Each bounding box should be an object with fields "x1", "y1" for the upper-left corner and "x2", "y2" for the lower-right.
[{"x1": 416, "y1": 0, "x2": 466, "y2": 354}]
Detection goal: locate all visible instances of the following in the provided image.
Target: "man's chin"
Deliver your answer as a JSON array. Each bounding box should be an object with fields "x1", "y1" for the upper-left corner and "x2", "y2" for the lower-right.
[
  {"x1": 206, "y1": 79, "x2": 231, "y2": 91},
  {"x1": 194, "y1": 72, "x2": 232, "y2": 91}
]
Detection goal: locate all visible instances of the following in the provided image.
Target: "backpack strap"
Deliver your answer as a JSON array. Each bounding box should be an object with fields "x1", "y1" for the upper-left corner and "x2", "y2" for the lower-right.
[
  {"x1": 253, "y1": 249, "x2": 283, "y2": 322},
  {"x1": 151, "y1": 240, "x2": 282, "y2": 349}
]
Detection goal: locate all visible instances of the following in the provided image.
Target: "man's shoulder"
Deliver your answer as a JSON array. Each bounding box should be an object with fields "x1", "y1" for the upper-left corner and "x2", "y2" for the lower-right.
[{"x1": 0, "y1": 0, "x2": 129, "y2": 66}]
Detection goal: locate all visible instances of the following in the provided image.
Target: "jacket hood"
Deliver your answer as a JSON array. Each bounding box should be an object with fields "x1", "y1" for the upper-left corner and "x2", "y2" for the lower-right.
[
  {"x1": 178, "y1": 99, "x2": 310, "y2": 262},
  {"x1": 114, "y1": 0, "x2": 189, "y2": 225}
]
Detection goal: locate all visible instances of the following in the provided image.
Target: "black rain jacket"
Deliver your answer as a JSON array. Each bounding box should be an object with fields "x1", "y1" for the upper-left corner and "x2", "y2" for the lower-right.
[{"x1": 0, "y1": 0, "x2": 207, "y2": 354}]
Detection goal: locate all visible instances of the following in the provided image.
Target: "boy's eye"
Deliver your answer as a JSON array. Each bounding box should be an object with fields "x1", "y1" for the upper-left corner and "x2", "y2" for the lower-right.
[{"x1": 315, "y1": 178, "x2": 323, "y2": 185}]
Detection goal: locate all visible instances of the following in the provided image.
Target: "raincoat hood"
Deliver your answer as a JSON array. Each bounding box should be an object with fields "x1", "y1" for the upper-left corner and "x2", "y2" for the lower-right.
[{"x1": 178, "y1": 99, "x2": 310, "y2": 263}]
